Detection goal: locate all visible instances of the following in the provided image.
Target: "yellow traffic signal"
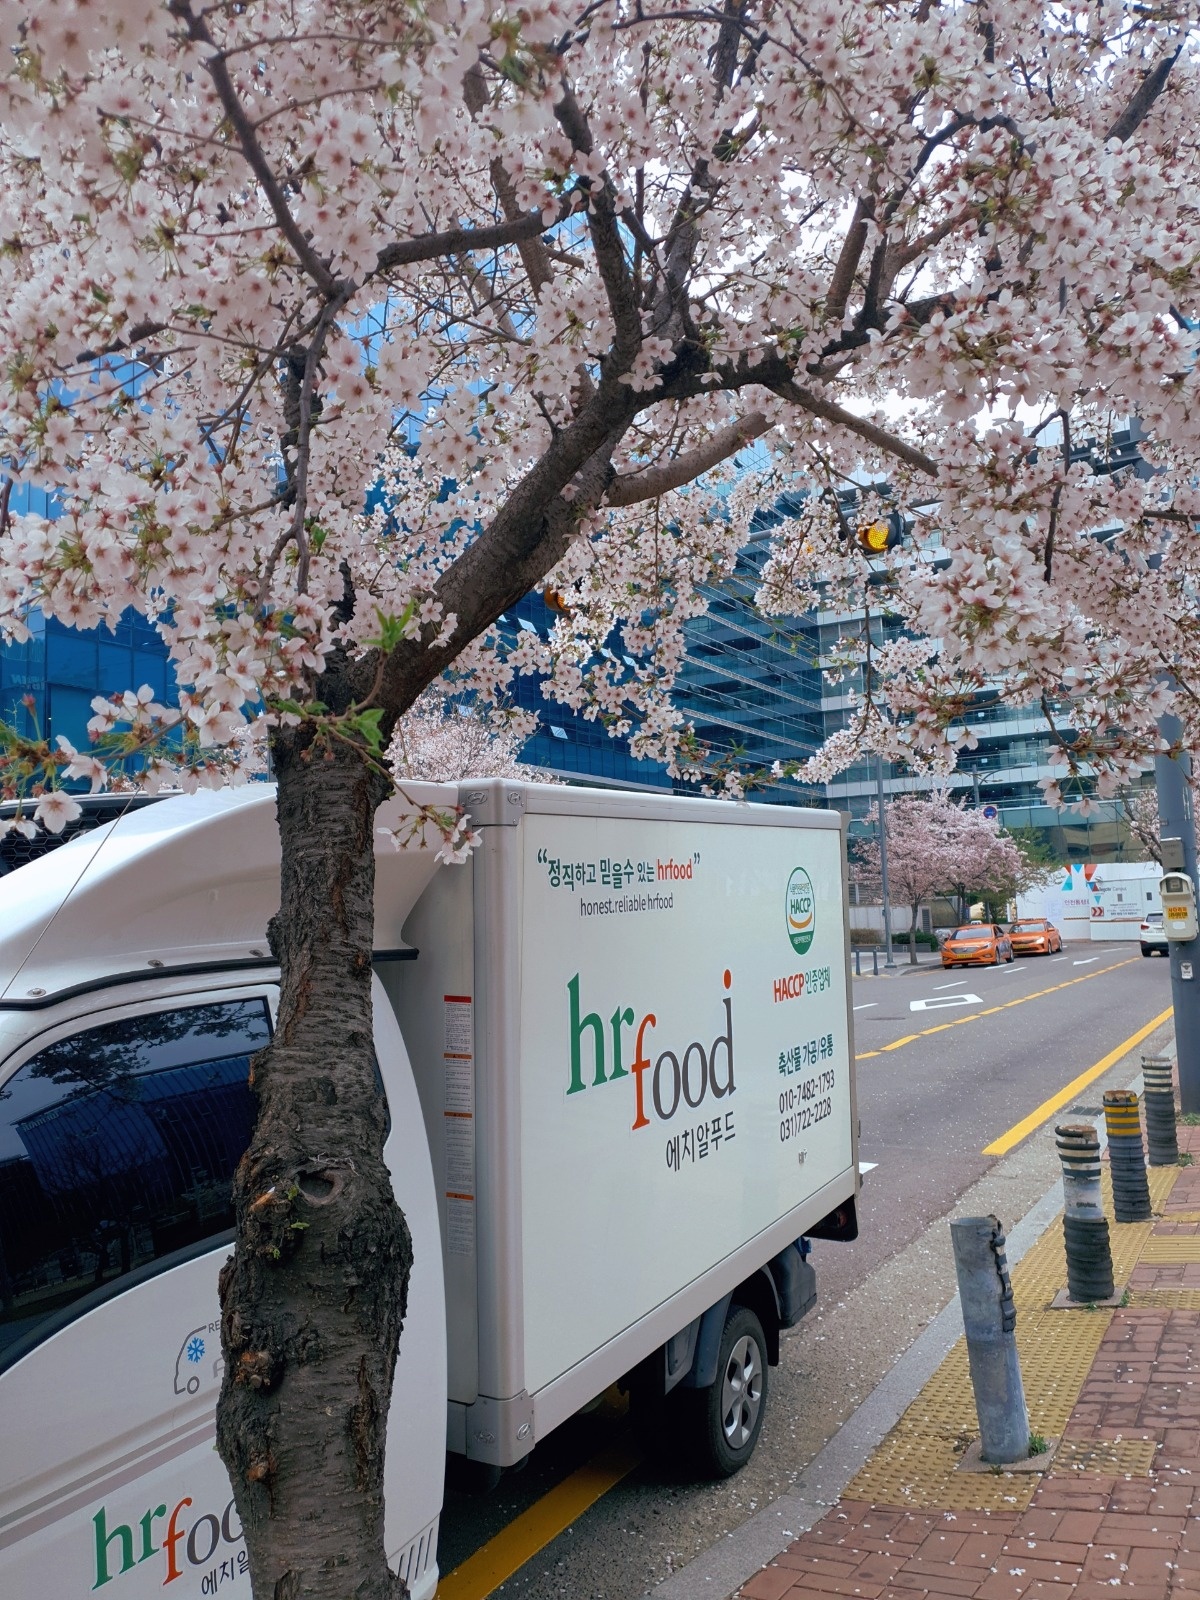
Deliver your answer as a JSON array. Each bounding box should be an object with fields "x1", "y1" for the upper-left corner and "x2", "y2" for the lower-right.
[{"x1": 855, "y1": 512, "x2": 903, "y2": 554}]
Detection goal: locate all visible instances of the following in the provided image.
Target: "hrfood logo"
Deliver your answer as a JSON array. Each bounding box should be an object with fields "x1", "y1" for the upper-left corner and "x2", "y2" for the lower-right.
[
  {"x1": 785, "y1": 867, "x2": 815, "y2": 955},
  {"x1": 91, "y1": 1493, "x2": 243, "y2": 1589},
  {"x1": 565, "y1": 971, "x2": 735, "y2": 1130}
]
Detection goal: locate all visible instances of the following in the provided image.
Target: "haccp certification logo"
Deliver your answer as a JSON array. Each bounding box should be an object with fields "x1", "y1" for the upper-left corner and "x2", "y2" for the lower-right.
[{"x1": 785, "y1": 867, "x2": 815, "y2": 955}]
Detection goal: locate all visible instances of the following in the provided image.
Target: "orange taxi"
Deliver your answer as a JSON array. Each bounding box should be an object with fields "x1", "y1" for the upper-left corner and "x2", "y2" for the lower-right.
[
  {"x1": 940, "y1": 922, "x2": 1014, "y2": 968},
  {"x1": 1007, "y1": 918, "x2": 1063, "y2": 956}
]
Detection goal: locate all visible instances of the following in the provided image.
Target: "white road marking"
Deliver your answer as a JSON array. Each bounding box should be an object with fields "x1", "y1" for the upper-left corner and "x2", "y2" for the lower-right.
[
  {"x1": 1051, "y1": 955, "x2": 1070, "y2": 962},
  {"x1": 1073, "y1": 956, "x2": 1099, "y2": 966},
  {"x1": 910, "y1": 993, "x2": 983, "y2": 1012},
  {"x1": 935, "y1": 980, "x2": 967, "y2": 990},
  {"x1": 853, "y1": 1002, "x2": 878, "y2": 1012}
]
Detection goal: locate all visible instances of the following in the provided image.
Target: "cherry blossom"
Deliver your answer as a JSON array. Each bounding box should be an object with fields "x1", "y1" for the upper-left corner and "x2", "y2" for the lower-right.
[{"x1": 853, "y1": 794, "x2": 1030, "y2": 962}]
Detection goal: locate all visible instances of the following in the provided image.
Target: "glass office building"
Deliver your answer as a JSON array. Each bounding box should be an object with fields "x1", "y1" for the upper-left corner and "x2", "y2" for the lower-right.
[
  {"x1": 0, "y1": 485, "x2": 172, "y2": 752},
  {"x1": 0, "y1": 487, "x2": 173, "y2": 753},
  {"x1": 507, "y1": 526, "x2": 827, "y2": 806}
]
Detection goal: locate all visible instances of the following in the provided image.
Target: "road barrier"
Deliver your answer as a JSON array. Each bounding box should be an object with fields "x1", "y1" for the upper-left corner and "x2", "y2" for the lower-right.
[
  {"x1": 1055, "y1": 1122, "x2": 1115, "y2": 1302},
  {"x1": 1103, "y1": 1089, "x2": 1153, "y2": 1222},
  {"x1": 1142, "y1": 1054, "x2": 1180, "y2": 1166},
  {"x1": 950, "y1": 1215, "x2": 1030, "y2": 1464}
]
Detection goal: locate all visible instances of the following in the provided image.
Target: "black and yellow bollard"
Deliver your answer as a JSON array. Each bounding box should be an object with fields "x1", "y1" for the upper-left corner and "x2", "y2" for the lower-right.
[
  {"x1": 1056, "y1": 1123, "x2": 1115, "y2": 1302},
  {"x1": 1142, "y1": 1055, "x2": 1180, "y2": 1166},
  {"x1": 1103, "y1": 1089, "x2": 1152, "y2": 1222}
]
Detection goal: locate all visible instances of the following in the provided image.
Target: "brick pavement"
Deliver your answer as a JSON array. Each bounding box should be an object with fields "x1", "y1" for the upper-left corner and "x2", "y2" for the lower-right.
[{"x1": 734, "y1": 1126, "x2": 1200, "y2": 1600}]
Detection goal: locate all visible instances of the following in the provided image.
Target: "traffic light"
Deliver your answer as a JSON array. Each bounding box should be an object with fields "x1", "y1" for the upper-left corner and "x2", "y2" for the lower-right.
[{"x1": 855, "y1": 510, "x2": 903, "y2": 554}]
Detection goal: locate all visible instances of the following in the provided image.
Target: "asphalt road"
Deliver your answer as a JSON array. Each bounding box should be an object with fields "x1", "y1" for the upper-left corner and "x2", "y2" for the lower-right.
[{"x1": 435, "y1": 942, "x2": 1173, "y2": 1600}]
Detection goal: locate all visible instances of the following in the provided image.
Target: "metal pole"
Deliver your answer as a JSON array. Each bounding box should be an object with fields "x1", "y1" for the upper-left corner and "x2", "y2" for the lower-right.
[
  {"x1": 949, "y1": 1216, "x2": 1030, "y2": 1464},
  {"x1": 972, "y1": 771, "x2": 981, "y2": 807},
  {"x1": 876, "y1": 753, "x2": 896, "y2": 970},
  {"x1": 1155, "y1": 711, "x2": 1200, "y2": 1113}
]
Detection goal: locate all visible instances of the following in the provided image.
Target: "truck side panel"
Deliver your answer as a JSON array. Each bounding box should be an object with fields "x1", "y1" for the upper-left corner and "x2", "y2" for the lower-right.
[{"x1": 514, "y1": 809, "x2": 853, "y2": 1396}]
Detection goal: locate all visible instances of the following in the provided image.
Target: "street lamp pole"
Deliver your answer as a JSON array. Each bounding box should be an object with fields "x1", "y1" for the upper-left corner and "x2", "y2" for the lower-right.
[
  {"x1": 876, "y1": 753, "x2": 897, "y2": 971},
  {"x1": 1155, "y1": 711, "x2": 1200, "y2": 1112}
]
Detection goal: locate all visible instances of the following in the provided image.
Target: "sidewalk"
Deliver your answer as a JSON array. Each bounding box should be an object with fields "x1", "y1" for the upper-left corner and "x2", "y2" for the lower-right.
[{"x1": 733, "y1": 1118, "x2": 1200, "y2": 1600}]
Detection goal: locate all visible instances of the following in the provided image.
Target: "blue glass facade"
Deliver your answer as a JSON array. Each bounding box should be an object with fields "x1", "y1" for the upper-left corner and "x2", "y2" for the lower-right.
[
  {"x1": 506, "y1": 529, "x2": 827, "y2": 805},
  {"x1": 0, "y1": 610, "x2": 171, "y2": 753},
  {"x1": 0, "y1": 484, "x2": 172, "y2": 752}
]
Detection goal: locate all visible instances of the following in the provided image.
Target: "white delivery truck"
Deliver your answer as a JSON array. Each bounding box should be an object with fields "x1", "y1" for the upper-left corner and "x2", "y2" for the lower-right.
[{"x1": 0, "y1": 780, "x2": 858, "y2": 1599}]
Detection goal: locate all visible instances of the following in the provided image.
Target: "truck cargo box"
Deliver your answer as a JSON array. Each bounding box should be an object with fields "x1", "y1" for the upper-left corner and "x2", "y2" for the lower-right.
[{"x1": 382, "y1": 780, "x2": 857, "y2": 1465}]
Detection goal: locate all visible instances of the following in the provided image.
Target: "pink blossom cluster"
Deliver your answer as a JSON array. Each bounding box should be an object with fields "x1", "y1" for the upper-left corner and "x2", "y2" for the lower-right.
[{"x1": 0, "y1": 0, "x2": 1197, "y2": 814}]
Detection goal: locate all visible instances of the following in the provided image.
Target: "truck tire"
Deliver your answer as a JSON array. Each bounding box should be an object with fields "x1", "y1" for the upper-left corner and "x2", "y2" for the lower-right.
[{"x1": 693, "y1": 1305, "x2": 768, "y2": 1478}]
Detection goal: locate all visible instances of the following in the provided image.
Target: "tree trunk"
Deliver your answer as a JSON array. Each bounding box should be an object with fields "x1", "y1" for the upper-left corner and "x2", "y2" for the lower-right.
[
  {"x1": 909, "y1": 903, "x2": 921, "y2": 965},
  {"x1": 215, "y1": 723, "x2": 410, "y2": 1600}
]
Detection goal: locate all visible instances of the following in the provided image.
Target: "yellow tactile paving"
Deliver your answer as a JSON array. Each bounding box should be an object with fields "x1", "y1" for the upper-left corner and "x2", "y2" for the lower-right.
[
  {"x1": 842, "y1": 1162, "x2": 1183, "y2": 1512},
  {"x1": 1125, "y1": 1289, "x2": 1200, "y2": 1308},
  {"x1": 1055, "y1": 1437, "x2": 1159, "y2": 1475},
  {"x1": 1140, "y1": 1236, "x2": 1200, "y2": 1261},
  {"x1": 1012, "y1": 1163, "x2": 1179, "y2": 1309},
  {"x1": 1149, "y1": 1163, "x2": 1184, "y2": 1209}
]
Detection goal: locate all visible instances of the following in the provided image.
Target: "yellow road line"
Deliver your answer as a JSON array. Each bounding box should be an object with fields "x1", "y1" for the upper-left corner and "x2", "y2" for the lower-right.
[
  {"x1": 436, "y1": 1440, "x2": 639, "y2": 1600},
  {"x1": 982, "y1": 1005, "x2": 1174, "y2": 1158},
  {"x1": 856, "y1": 956, "x2": 1139, "y2": 1067}
]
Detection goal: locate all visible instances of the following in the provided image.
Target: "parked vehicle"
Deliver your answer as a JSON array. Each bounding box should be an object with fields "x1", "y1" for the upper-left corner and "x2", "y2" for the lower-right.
[
  {"x1": 941, "y1": 923, "x2": 1014, "y2": 967},
  {"x1": 0, "y1": 781, "x2": 859, "y2": 1598},
  {"x1": 1141, "y1": 910, "x2": 1169, "y2": 957},
  {"x1": 1007, "y1": 918, "x2": 1063, "y2": 956}
]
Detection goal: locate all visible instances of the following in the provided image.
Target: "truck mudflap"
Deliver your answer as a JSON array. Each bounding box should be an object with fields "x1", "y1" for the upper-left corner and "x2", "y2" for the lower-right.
[{"x1": 769, "y1": 1240, "x2": 817, "y2": 1330}]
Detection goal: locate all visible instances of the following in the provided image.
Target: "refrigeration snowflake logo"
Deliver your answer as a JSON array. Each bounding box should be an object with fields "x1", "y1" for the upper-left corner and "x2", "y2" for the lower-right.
[{"x1": 186, "y1": 1336, "x2": 206, "y2": 1364}]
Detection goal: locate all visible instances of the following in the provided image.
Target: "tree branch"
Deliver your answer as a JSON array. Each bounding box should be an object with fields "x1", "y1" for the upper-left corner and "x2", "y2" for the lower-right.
[
  {"x1": 825, "y1": 197, "x2": 873, "y2": 325},
  {"x1": 605, "y1": 412, "x2": 771, "y2": 505},
  {"x1": 777, "y1": 381, "x2": 940, "y2": 477},
  {"x1": 1106, "y1": 46, "x2": 1182, "y2": 143},
  {"x1": 553, "y1": 83, "x2": 642, "y2": 359},
  {"x1": 170, "y1": 0, "x2": 342, "y2": 298},
  {"x1": 373, "y1": 210, "x2": 564, "y2": 275}
]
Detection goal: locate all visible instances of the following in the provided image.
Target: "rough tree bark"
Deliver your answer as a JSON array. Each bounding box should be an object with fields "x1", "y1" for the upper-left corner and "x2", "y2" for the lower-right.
[{"x1": 215, "y1": 672, "x2": 410, "y2": 1600}]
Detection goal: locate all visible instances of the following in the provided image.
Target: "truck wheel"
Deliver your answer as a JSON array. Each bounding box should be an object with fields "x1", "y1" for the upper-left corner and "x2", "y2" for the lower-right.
[{"x1": 695, "y1": 1305, "x2": 768, "y2": 1478}]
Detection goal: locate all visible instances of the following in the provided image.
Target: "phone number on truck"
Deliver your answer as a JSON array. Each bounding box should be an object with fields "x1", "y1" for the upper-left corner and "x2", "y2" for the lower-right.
[{"x1": 779, "y1": 1081, "x2": 833, "y2": 1141}]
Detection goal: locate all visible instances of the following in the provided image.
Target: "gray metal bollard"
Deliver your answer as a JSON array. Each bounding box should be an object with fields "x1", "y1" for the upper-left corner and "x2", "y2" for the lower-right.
[
  {"x1": 1142, "y1": 1055, "x2": 1179, "y2": 1166},
  {"x1": 855, "y1": 947, "x2": 861, "y2": 977},
  {"x1": 950, "y1": 1216, "x2": 1030, "y2": 1464},
  {"x1": 1103, "y1": 1090, "x2": 1153, "y2": 1222},
  {"x1": 1055, "y1": 1123, "x2": 1114, "y2": 1302},
  {"x1": 872, "y1": 946, "x2": 879, "y2": 976}
]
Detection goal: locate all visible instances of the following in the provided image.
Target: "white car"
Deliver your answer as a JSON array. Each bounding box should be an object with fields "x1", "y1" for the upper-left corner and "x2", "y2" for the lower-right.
[{"x1": 1141, "y1": 911, "x2": 1168, "y2": 956}]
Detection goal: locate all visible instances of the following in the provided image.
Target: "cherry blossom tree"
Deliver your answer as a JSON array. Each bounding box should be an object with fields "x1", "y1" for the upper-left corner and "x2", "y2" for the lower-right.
[
  {"x1": 939, "y1": 797, "x2": 1036, "y2": 919},
  {"x1": 1122, "y1": 783, "x2": 1165, "y2": 864},
  {"x1": 1, "y1": 2, "x2": 1199, "y2": 1593},
  {"x1": 388, "y1": 688, "x2": 557, "y2": 782},
  {"x1": 853, "y1": 794, "x2": 1027, "y2": 961}
]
